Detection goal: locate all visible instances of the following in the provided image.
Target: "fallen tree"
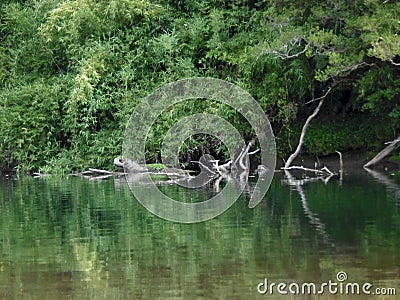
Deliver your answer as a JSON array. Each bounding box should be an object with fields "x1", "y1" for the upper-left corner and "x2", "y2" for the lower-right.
[
  {"x1": 114, "y1": 140, "x2": 261, "y2": 190},
  {"x1": 284, "y1": 88, "x2": 332, "y2": 169},
  {"x1": 364, "y1": 135, "x2": 400, "y2": 168}
]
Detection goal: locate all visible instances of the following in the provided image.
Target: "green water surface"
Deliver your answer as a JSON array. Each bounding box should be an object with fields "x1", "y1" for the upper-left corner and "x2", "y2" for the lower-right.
[{"x1": 0, "y1": 171, "x2": 399, "y2": 299}]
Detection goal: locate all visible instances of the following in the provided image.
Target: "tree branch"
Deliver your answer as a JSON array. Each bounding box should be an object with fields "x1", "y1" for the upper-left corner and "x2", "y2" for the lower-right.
[
  {"x1": 284, "y1": 88, "x2": 332, "y2": 168},
  {"x1": 272, "y1": 44, "x2": 309, "y2": 60},
  {"x1": 305, "y1": 87, "x2": 332, "y2": 104},
  {"x1": 282, "y1": 165, "x2": 334, "y2": 175},
  {"x1": 190, "y1": 160, "x2": 216, "y2": 175},
  {"x1": 389, "y1": 59, "x2": 400, "y2": 66}
]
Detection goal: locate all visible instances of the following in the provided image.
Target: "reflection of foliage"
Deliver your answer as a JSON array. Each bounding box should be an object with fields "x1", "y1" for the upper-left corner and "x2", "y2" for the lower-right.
[
  {"x1": 0, "y1": 176, "x2": 285, "y2": 297},
  {"x1": 0, "y1": 174, "x2": 399, "y2": 297}
]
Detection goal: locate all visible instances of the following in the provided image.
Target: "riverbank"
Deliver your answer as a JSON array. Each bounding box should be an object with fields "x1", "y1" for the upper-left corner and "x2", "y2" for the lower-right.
[
  {"x1": 1, "y1": 151, "x2": 399, "y2": 177},
  {"x1": 276, "y1": 151, "x2": 400, "y2": 173}
]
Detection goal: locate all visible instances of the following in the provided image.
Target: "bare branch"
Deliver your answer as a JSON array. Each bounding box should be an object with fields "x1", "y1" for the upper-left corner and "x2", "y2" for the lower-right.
[
  {"x1": 329, "y1": 62, "x2": 375, "y2": 83},
  {"x1": 389, "y1": 59, "x2": 400, "y2": 66},
  {"x1": 385, "y1": 138, "x2": 400, "y2": 144},
  {"x1": 321, "y1": 166, "x2": 334, "y2": 175},
  {"x1": 248, "y1": 149, "x2": 260, "y2": 155},
  {"x1": 282, "y1": 165, "x2": 335, "y2": 175},
  {"x1": 336, "y1": 151, "x2": 343, "y2": 182},
  {"x1": 285, "y1": 88, "x2": 332, "y2": 168},
  {"x1": 232, "y1": 139, "x2": 255, "y2": 171},
  {"x1": 272, "y1": 44, "x2": 309, "y2": 60},
  {"x1": 190, "y1": 160, "x2": 216, "y2": 175},
  {"x1": 305, "y1": 87, "x2": 332, "y2": 104}
]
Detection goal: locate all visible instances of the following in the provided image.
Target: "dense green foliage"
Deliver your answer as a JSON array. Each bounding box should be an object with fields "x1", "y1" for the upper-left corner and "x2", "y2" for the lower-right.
[{"x1": 0, "y1": 0, "x2": 399, "y2": 172}]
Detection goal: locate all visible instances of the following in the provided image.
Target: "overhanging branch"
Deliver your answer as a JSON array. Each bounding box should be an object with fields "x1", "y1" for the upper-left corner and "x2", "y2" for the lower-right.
[{"x1": 272, "y1": 44, "x2": 309, "y2": 60}]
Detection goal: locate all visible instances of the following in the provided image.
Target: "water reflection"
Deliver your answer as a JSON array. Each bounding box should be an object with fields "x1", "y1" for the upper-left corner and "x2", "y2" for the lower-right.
[
  {"x1": 0, "y1": 173, "x2": 399, "y2": 299},
  {"x1": 282, "y1": 170, "x2": 334, "y2": 249},
  {"x1": 365, "y1": 168, "x2": 400, "y2": 206}
]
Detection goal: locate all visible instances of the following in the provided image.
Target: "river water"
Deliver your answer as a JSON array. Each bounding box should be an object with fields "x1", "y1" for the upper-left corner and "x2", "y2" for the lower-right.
[{"x1": 0, "y1": 171, "x2": 399, "y2": 299}]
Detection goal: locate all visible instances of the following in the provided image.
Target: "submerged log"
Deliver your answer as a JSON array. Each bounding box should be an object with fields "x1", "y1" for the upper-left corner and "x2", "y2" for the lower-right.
[
  {"x1": 282, "y1": 165, "x2": 335, "y2": 175},
  {"x1": 88, "y1": 168, "x2": 113, "y2": 174},
  {"x1": 71, "y1": 168, "x2": 126, "y2": 180},
  {"x1": 111, "y1": 139, "x2": 262, "y2": 199}
]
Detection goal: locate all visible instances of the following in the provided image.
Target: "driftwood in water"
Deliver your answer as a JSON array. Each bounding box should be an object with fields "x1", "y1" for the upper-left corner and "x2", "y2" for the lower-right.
[
  {"x1": 336, "y1": 151, "x2": 343, "y2": 173},
  {"x1": 114, "y1": 157, "x2": 188, "y2": 177},
  {"x1": 281, "y1": 165, "x2": 335, "y2": 175},
  {"x1": 72, "y1": 168, "x2": 127, "y2": 181},
  {"x1": 281, "y1": 174, "x2": 334, "y2": 186},
  {"x1": 114, "y1": 157, "x2": 147, "y2": 172},
  {"x1": 112, "y1": 140, "x2": 262, "y2": 201},
  {"x1": 88, "y1": 168, "x2": 114, "y2": 174},
  {"x1": 33, "y1": 172, "x2": 50, "y2": 178},
  {"x1": 189, "y1": 140, "x2": 259, "y2": 177},
  {"x1": 191, "y1": 155, "x2": 219, "y2": 176},
  {"x1": 364, "y1": 135, "x2": 400, "y2": 168},
  {"x1": 232, "y1": 139, "x2": 257, "y2": 173}
]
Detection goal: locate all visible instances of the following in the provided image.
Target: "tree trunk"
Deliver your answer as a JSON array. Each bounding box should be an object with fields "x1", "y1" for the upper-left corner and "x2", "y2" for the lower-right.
[
  {"x1": 284, "y1": 97, "x2": 325, "y2": 168},
  {"x1": 364, "y1": 135, "x2": 400, "y2": 168}
]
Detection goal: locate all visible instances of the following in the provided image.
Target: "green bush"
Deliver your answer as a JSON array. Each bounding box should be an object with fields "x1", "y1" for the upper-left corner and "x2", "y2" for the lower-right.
[{"x1": 0, "y1": 0, "x2": 399, "y2": 172}]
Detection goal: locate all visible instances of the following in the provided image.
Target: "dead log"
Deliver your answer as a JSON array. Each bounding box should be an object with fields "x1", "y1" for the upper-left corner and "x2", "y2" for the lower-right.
[
  {"x1": 191, "y1": 158, "x2": 217, "y2": 175},
  {"x1": 114, "y1": 156, "x2": 147, "y2": 172},
  {"x1": 33, "y1": 172, "x2": 50, "y2": 178},
  {"x1": 364, "y1": 135, "x2": 400, "y2": 168},
  {"x1": 232, "y1": 139, "x2": 256, "y2": 172},
  {"x1": 217, "y1": 161, "x2": 232, "y2": 174},
  {"x1": 89, "y1": 174, "x2": 114, "y2": 181},
  {"x1": 88, "y1": 168, "x2": 113, "y2": 174},
  {"x1": 282, "y1": 165, "x2": 335, "y2": 175},
  {"x1": 336, "y1": 151, "x2": 343, "y2": 173},
  {"x1": 284, "y1": 88, "x2": 332, "y2": 168}
]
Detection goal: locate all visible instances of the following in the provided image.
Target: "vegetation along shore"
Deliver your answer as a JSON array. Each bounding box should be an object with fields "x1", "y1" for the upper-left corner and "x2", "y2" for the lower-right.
[{"x1": 0, "y1": 0, "x2": 399, "y2": 174}]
